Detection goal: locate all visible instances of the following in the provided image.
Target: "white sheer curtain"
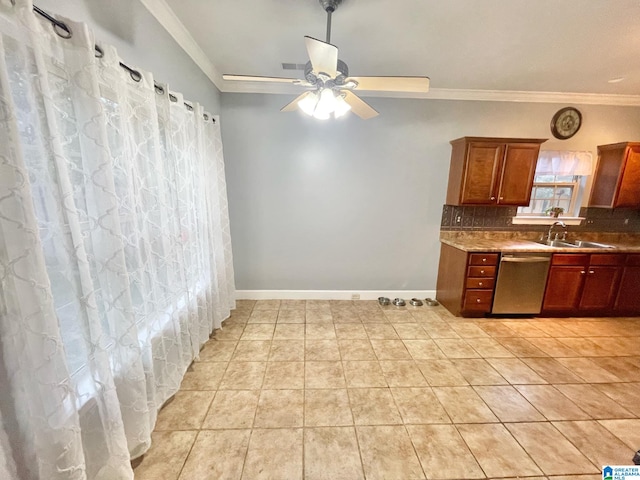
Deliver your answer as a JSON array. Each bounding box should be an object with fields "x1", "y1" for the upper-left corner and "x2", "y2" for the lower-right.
[
  {"x1": 536, "y1": 150, "x2": 593, "y2": 175},
  {"x1": 0, "y1": 0, "x2": 235, "y2": 478}
]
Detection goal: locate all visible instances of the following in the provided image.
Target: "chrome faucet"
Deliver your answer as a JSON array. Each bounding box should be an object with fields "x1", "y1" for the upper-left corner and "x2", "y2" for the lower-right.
[{"x1": 547, "y1": 221, "x2": 567, "y2": 242}]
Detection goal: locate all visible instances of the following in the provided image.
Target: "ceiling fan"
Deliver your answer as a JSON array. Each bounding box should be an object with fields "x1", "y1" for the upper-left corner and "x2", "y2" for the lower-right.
[{"x1": 222, "y1": 0, "x2": 430, "y2": 120}]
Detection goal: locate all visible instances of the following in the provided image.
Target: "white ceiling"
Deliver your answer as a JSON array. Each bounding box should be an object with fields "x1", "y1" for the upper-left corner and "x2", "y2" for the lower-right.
[{"x1": 146, "y1": 0, "x2": 640, "y2": 104}]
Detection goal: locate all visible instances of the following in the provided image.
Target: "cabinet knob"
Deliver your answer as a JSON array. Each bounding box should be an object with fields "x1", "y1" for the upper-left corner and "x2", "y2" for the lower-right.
[
  {"x1": 476, "y1": 298, "x2": 481, "y2": 303},
  {"x1": 580, "y1": 271, "x2": 586, "y2": 274},
  {"x1": 499, "y1": 196, "x2": 504, "y2": 200},
  {"x1": 480, "y1": 270, "x2": 485, "y2": 274},
  {"x1": 490, "y1": 196, "x2": 496, "y2": 200},
  {"x1": 478, "y1": 282, "x2": 483, "y2": 286},
  {"x1": 482, "y1": 258, "x2": 487, "y2": 263},
  {"x1": 589, "y1": 270, "x2": 595, "y2": 274}
]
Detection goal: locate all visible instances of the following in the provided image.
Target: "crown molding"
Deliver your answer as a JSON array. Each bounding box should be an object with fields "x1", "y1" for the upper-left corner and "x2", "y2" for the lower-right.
[
  {"x1": 141, "y1": 0, "x2": 640, "y2": 107},
  {"x1": 424, "y1": 88, "x2": 640, "y2": 106},
  {"x1": 222, "y1": 83, "x2": 640, "y2": 106},
  {"x1": 138, "y1": 0, "x2": 223, "y2": 86}
]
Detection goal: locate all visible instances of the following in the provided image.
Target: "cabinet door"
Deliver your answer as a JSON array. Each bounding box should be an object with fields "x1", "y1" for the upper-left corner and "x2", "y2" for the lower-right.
[
  {"x1": 616, "y1": 145, "x2": 640, "y2": 207},
  {"x1": 589, "y1": 145, "x2": 625, "y2": 207},
  {"x1": 542, "y1": 266, "x2": 585, "y2": 311},
  {"x1": 615, "y1": 266, "x2": 640, "y2": 313},
  {"x1": 460, "y1": 143, "x2": 504, "y2": 204},
  {"x1": 497, "y1": 144, "x2": 540, "y2": 205},
  {"x1": 579, "y1": 266, "x2": 621, "y2": 310},
  {"x1": 590, "y1": 143, "x2": 640, "y2": 208}
]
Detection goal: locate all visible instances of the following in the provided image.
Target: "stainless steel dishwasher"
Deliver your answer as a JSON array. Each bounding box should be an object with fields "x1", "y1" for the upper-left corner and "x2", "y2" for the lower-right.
[{"x1": 491, "y1": 253, "x2": 552, "y2": 314}]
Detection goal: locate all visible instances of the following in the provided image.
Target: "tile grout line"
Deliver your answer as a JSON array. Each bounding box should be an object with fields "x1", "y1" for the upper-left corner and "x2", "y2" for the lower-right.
[
  {"x1": 142, "y1": 300, "x2": 640, "y2": 480},
  {"x1": 174, "y1": 430, "x2": 199, "y2": 480},
  {"x1": 339, "y1": 318, "x2": 371, "y2": 480},
  {"x1": 237, "y1": 302, "x2": 259, "y2": 480}
]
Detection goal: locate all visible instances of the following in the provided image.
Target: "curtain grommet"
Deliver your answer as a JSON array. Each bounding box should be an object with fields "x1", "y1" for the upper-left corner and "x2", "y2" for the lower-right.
[
  {"x1": 52, "y1": 22, "x2": 72, "y2": 39},
  {"x1": 129, "y1": 70, "x2": 142, "y2": 83}
]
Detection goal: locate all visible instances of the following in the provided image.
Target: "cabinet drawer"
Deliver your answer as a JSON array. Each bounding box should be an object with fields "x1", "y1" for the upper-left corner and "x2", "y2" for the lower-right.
[
  {"x1": 467, "y1": 266, "x2": 496, "y2": 277},
  {"x1": 466, "y1": 277, "x2": 495, "y2": 289},
  {"x1": 468, "y1": 254, "x2": 499, "y2": 266},
  {"x1": 463, "y1": 290, "x2": 493, "y2": 310},
  {"x1": 590, "y1": 253, "x2": 626, "y2": 266},
  {"x1": 551, "y1": 254, "x2": 589, "y2": 266}
]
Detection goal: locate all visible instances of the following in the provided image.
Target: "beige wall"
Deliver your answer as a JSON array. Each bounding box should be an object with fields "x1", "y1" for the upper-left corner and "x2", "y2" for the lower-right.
[{"x1": 221, "y1": 93, "x2": 640, "y2": 291}]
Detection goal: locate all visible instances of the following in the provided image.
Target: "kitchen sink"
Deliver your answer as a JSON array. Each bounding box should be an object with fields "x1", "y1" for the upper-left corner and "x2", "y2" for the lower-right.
[
  {"x1": 565, "y1": 240, "x2": 616, "y2": 249},
  {"x1": 536, "y1": 239, "x2": 616, "y2": 249},
  {"x1": 536, "y1": 239, "x2": 580, "y2": 248}
]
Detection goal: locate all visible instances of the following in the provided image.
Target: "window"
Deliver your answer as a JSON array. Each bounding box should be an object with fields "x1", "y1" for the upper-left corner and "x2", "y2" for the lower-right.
[
  {"x1": 518, "y1": 174, "x2": 583, "y2": 216},
  {"x1": 515, "y1": 150, "x2": 593, "y2": 220}
]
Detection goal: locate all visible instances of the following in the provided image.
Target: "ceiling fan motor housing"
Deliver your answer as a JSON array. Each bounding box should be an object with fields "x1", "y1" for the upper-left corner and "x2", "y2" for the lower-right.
[
  {"x1": 319, "y1": 0, "x2": 342, "y2": 13},
  {"x1": 305, "y1": 59, "x2": 349, "y2": 85}
]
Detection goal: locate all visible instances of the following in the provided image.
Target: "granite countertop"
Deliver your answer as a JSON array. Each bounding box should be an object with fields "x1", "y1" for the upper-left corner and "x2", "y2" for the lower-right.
[{"x1": 440, "y1": 231, "x2": 640, "y2": 253}]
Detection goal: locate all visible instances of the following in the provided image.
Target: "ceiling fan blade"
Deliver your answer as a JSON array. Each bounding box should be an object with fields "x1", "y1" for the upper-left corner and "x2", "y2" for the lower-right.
[
  {"x1": 304, "y1": 36, "x2": 338, "y2": 77},
  {"x1": 348, "y1": 76, "x2": 430, "y2": 93},
  {"x1": 281, "y1": 91, "x2": 314, "y2": 112},
  {"x1": 342, "y1": 91, "x2": 378, "y2": 120},
  {"x1": 223, "y1": 74, "x2": 309, "y2": 85}
]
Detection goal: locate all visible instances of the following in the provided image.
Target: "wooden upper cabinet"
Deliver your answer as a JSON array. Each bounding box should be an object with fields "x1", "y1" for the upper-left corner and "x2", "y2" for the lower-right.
[
  {"x1": 459, "y1": 142, "x2": 503, "y2": 204},
  {"x1": 446, "y1": 137, "x2": 546, "y2": 206},
  {"x1": 499, "y1": 144, "x2": 541, "y2": 205},
  {"x1": 589, "y1": 142, "x2": 640, "y2": 208}
]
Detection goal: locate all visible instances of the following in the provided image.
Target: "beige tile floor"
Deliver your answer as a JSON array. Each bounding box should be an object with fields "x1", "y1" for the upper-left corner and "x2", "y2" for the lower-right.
[{"x1": 134, "y1": 299, "x2": 640, "y2": 480}]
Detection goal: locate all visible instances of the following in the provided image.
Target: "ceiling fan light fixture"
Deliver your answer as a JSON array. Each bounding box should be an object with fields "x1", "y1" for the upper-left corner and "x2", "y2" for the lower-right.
[
  {"x1": 297, "y1": 88, "x2": 349, "y2": 119},
  {"x1": 313, "y1": 110, "x2": 331, "y2": 120},
  {"x1": 298, "y1": 91, "x2": 319, "y2": 116},
  {"x1": 312, "y1": 88, "x2": 338, "y2": 119},
  {"x1": 334, "y1": 94, "x2": 351, "y2": 118}
]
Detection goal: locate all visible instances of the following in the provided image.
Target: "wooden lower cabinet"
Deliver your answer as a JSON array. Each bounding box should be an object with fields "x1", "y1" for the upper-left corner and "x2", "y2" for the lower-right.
[
  {"x1": 542, "y1": 266, "x2": 585, "y2": 311},
  {"x1": 580, "y1": 266, "x2": 622, "y2": 310},
  {"x1": 437, "y1": 246, "x2": 640, "y2": 318},
  {"x1": 436, "y1": 244, "x2": 498, "y2": 317},
  {"x1": 615, "y1": 254, "x2": 640, "y2": 313},
  {"x1": 542, "y1": 253, "x2": 624, "y2": 315}
]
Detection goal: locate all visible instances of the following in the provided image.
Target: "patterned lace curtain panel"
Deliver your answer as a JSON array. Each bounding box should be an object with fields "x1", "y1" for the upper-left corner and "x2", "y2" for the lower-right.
[{"x1": 0, "y1": 0, "x2": 235, "y2": 478}]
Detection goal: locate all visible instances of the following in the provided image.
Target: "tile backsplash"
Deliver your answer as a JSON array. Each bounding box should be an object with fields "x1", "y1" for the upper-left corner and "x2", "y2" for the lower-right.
[{"x1": 440, "y1": 205, "x2": 640, "y2": 233}]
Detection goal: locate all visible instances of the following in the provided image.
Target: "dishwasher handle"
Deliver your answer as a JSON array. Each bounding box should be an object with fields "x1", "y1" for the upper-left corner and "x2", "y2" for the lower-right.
[{"x1": 501, "y1": 256, "x2": 551, "y2": 263}]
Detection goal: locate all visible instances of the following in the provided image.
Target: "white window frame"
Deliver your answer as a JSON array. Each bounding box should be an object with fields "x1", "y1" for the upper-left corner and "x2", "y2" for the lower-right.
[
  {"x1": 513, "y1": 175, "x2": 586, "y2": 226},
  {"x1": 517, "y1": 175, "x2": 582, "y2": 216}
]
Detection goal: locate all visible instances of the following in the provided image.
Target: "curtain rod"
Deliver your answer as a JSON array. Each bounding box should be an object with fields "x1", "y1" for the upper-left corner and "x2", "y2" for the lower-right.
[{"x1": 31, "y1": 4, "x2": 215, "y2": 123}]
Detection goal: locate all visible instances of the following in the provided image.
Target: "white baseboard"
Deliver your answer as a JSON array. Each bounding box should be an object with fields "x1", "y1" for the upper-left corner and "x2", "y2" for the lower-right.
[{"x1": 235, "y1": 290, "x2": 437, "y2": 301}]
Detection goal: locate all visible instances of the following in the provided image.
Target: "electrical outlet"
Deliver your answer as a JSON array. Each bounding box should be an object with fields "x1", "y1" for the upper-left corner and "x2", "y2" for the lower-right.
[{"x1": 351, "y1": 293, "x2": 360, "y2": 301}]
